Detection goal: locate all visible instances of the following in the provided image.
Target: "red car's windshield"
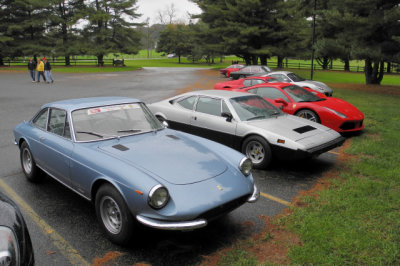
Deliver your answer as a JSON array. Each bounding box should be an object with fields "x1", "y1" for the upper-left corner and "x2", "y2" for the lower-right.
[{"x1": 283, "y1": 85, "x2": 325, "y2": 103}]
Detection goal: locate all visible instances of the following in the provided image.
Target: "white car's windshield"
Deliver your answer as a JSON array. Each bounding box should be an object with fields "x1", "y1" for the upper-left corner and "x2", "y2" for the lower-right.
[
  {"x1": 230, "y1": 95, "x2": 283, "y2": 121},
  {"x1": 72, "y1": 102, "x2": 163, "y2": 141},
  {"x1": 287, "y1": 73, "x2": 306, "y2": 82},
  {"x1": 283, "y1": 85, "x2": 324, "y2": 103}
]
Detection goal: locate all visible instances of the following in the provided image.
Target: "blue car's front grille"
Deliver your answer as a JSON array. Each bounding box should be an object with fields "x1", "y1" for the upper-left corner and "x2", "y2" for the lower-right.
[{"x1": 196, "y1": 195, "x2": 250, "y2": 221}]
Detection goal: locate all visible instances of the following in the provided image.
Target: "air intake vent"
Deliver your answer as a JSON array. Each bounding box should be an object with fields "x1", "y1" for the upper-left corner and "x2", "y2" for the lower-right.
[
  {"x1": 166, "y1": 135, "x2": 180, "y2": 140},
  {"x1": 112, "y1": 144, "x2": 129, "y2": 151},
  {"x1": 293, "y1": 125, "x2": 316, "y2": 134}
]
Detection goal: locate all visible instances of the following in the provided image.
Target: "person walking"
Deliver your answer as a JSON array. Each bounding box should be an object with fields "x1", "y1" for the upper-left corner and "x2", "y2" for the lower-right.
[
  {"x1": 27, "y1": 58, "x2": 36, "y2": 82},
  {"x1": 43, "y1": 57, "x2": 54, "y2": 83},
  {"x1": 36, "y1": 58, "x2": 45, "y2": 82}
]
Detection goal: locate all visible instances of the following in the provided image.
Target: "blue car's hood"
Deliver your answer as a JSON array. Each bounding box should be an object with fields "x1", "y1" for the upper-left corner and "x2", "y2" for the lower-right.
[{"x1": 97, "y1": 131, "x2": 227, "y2": 185}]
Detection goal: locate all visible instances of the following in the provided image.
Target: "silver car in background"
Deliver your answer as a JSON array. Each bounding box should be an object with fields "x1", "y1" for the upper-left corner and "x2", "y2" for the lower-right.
[
  {"x1": 263, "y1": 71, "x2": 334, "y2": 96},
  {"x1": 149, "y1": 90, "x2": 345, "y2": 169}
]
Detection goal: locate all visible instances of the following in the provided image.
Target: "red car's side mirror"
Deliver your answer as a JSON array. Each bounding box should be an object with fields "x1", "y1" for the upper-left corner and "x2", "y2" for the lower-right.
[{"x1": 275, "y1": 98, "x2": 288, "y2": 106}]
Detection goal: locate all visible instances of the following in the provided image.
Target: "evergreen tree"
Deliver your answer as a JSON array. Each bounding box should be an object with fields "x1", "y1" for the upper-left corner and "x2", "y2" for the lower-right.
[
  {"x1": 156, "y1": 23, "x2": 193, "y2": 63},
  {"x1": 81, "y1": 0, "x2": 142, "y2": 64},
  {"x1": 0, "y1": 0, "x2": 50, "y2": 65},
  {"x1": 46, "y1": 0, "x2": 86, "y2": 65},
  {"x1": 322, "y1": 0, "x2": 400, "y2": 84}
]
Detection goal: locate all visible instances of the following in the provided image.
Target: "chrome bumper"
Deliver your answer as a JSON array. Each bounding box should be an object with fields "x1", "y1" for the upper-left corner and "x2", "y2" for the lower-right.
[
  {"x1": 247, "y1": 184, "x2": 259, "y2": 203},
  {"x1": 136, "y1": 215, "x2": 208, "y2": 230}
]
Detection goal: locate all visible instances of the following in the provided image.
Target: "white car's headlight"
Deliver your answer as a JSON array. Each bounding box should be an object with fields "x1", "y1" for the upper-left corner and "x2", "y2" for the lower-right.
[
  {"x1": 0, "y1": 226, "x2": 20, "y2": 266},
  {"x1": 239, "y1": 157, "x2": 252, "y2": 176},
  {"x1": 323, "y1": 107, "x2": 347, "y2": 118},
  {"x1": 148, "y1": 185, "x2": 169, "y2": 209}
]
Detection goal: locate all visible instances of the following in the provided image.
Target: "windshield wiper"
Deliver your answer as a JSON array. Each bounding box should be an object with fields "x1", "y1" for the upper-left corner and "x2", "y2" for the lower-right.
[
  {"x1": 117, "y1": 129, "x2": 142, "y2": 133},
  {"x1": 247, "y1": 115, "x2": 266, "y2": 121},
  {"x1": 270, "y1": 111, "x2": 280, "y2": 116},
  {"x1": 76, "y1": 131, "x2": 105, "y2": 138}
]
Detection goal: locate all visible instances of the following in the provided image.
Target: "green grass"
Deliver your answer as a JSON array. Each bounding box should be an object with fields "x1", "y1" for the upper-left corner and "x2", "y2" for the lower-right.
[
  {"x1": 281, "y1": 87, "x2": 400, "y2": 264},
  {"x1": 291, "y1": 69, "x2": 400, "y2": 86},
  {"x1": 210, "y1": 86, "x2": 400, "y2": 265}
]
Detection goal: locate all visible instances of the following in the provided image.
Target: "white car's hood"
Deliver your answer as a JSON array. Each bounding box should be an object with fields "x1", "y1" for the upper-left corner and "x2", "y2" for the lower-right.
[
  {"x1": 294, "y1": 80, "x2": 332, "y2": 93},
  {"x1": 246, "y1": 115, "x2": 340, "y2": 148}
]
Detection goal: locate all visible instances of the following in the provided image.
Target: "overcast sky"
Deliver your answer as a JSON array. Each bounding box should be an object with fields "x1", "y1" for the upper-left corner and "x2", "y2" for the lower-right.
[{"x1": 136, "y1": 0, "x2": 202, "y2": 24}]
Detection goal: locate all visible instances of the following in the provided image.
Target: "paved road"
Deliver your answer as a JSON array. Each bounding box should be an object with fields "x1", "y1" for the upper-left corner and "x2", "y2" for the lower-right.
[{"x1": 0, "y1": 68, "x2": 339, "y2": 265}]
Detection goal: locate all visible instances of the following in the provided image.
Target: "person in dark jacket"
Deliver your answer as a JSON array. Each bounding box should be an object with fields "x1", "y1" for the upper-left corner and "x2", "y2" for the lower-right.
[
  {"x1": 27, "y1": 58, "x2": 36, "y2": 82},
  {"x1": 43, "y1": 57, "x2": 54, "y2": 83}
]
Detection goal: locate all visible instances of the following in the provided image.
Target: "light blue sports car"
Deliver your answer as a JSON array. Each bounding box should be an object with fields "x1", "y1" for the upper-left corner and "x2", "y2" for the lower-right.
[{"x1": 13, "y1": 97, "x2": 259, "y2": 245}]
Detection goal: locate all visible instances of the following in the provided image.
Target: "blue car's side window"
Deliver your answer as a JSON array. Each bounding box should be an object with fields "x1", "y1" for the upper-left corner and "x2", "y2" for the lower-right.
[
  {"x1": 32, "y1": 108, "x2": 49, "y2": 130},
  {"x1": 48, "y1": 108, "x2": 71, "y2": 139}
]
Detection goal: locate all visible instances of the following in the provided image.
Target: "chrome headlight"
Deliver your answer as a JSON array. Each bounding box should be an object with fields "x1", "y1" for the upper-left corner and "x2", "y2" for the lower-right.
[
  {"x1": 148, "y1": 185, "x2": 169, "y2": 209},
  {"x1": 323, "y1": 107, "x2": 347, "y2": 118},
  {"x1": 0, "y1": 226, "x2": 20, "y2": 266},
  {"x1": 239, "y1": 157, "x2": 252, "y2": 176}
]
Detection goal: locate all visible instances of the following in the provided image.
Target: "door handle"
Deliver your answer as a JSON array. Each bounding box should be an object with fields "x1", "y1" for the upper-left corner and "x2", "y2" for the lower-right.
[{"x1": 39, "y1": 136, "x2": 46, "y2": 141}]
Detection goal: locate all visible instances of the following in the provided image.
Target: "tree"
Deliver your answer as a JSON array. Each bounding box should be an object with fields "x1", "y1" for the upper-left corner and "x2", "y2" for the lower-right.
[
  {"x1": 156, "y1": 23, "x2": 193, "y2": 63},
  {"x1": 193, "y1": 0, "x2": 286, "y2": 65},
  {"x1": 81, "y1": 0, "x2": 142, "y2": 64},
  {"x1": 0, "y1": 0, "x2": 50, "y2": 65},
  {"x1": 321, "y1": 0, "x2": 400, "y2": 84},
  {"x1": 45, "y1": 0, "x2": 86, "y2": 65}
]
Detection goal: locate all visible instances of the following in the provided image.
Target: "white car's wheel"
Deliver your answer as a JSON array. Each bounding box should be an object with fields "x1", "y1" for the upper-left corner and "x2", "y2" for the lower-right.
[{"x1": 242, "y1": 136, "x2": 272, "y2": 169}]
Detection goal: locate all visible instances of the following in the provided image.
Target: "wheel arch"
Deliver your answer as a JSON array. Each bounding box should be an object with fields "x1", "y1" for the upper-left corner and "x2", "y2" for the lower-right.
[
  {"x1": 91, "y1": 178, "x2": 122, "y2": 203},
  {"x1": 240, "y1": 133, "x2": 270, "y2": 151}
]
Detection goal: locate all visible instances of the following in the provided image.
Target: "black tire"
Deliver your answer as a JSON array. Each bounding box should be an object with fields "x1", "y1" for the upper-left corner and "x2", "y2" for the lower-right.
[
  {"x1": 20, "y1": 141, "x2": 41, "y2": 182},
  {"x1": 95, "y1": 184, "x2": 135, "y2": 245},
  {"x1": 242, "y1": 136, "x2": 272, "y2": 169},
  {"x1": 295, "y1": 109, "x2": 320, "y2": 123}
]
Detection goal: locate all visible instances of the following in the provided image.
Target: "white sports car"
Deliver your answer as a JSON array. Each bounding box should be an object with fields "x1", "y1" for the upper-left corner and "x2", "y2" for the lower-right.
[
  {"x1": 264, "y1": 71, "x2": 333, "y2": 96},
  {"x1": 149, "y1": 90, "x2": 344, "y2": 169}
]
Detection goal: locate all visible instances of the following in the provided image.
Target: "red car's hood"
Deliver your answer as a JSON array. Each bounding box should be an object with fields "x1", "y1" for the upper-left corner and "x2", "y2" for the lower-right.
[{"x1": 313, "y1": 97, "x2": 364, "y2": 119}]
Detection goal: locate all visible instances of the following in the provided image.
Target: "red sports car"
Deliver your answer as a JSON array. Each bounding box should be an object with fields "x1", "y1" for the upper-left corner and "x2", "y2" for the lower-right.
[
  {"x1": 219, "y1": 64, "x2": 244, "y2": 77},
  {"x1": 213, "y1": 76, "x2": 276, "y2": 90},
  {"x1": 221, "y1": 82, "x2": 364, "y2": 132}
]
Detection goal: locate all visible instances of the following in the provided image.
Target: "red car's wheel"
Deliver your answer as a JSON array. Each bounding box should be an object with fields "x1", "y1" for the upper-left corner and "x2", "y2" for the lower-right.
[{"x1": 295, "y1": 109, "x2": 320, "y2": 123}]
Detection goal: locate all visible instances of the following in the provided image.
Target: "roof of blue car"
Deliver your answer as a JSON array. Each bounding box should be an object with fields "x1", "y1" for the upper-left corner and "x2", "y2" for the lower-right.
[{"x1": 42, "y1": 97, "x2": 141, "y2": 111}]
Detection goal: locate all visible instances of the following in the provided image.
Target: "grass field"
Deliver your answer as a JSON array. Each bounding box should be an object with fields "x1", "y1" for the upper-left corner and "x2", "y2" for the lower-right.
[{"x1": 213, "y1": 85, "x2": 400, "y2": 265}]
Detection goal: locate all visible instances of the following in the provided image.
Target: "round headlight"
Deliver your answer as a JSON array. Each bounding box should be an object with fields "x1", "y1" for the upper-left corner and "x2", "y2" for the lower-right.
[
  {"x1": 148, "y1": 185, "x2": 169, "y2": 209},
  {"x1": 239, "y1": 157, "x2": 252, "y2": 176},
  {"x1": 0, "y1": 226, "x2": 20, "y2": 266}
]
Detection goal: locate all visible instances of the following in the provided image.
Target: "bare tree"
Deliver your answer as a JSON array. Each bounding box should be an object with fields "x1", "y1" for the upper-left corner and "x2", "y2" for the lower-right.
[{"x1": 157, "y1": 3, "x2": 177, "y2": 24}]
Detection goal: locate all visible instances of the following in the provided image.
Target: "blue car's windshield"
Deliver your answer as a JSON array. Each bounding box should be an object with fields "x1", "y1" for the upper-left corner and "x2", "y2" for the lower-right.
[
  {"x1": 72, "y1": 102, "x2": 163, "y2": 141},
  {"x1": 230, "y1": 95, "x2": 283, "y2": 121}
]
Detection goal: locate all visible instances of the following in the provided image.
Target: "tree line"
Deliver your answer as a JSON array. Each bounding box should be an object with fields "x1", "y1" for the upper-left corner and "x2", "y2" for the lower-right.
[
  {"x1": 0, "y1": 0, "x2": 142, "y2": 66},
  {"x1": 1, "y1": 0, "x2": 399, "y2": 84}
]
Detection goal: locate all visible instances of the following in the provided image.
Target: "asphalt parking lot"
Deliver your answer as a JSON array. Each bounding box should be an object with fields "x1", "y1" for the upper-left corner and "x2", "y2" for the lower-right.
[{"x1": 0, "y1": 68, "x2": 341, "y2": 265}]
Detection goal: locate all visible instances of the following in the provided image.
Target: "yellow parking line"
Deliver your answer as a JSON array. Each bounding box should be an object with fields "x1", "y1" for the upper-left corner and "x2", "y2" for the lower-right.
[
  {"x1": 328, "y1": 151, "x2": 340, "y2": 155},
  {"x1": 260, "y1": 192, "x2": 292, "y2": 206},
  {"x1": 0, "y1": 179, "x2": 90, "y2": 266}
]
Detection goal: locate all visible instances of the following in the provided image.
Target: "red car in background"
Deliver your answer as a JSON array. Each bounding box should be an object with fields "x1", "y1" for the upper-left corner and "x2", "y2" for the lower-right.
[
  {"x1": 219, "y1": 64, "x2": 244, "y2": 77},
  {"x1": 218, "y1": 82, "x2": 364, "y2": 133},
  {"x1": 214, "y1": 76, "x2": 276, "y2": 90}
]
